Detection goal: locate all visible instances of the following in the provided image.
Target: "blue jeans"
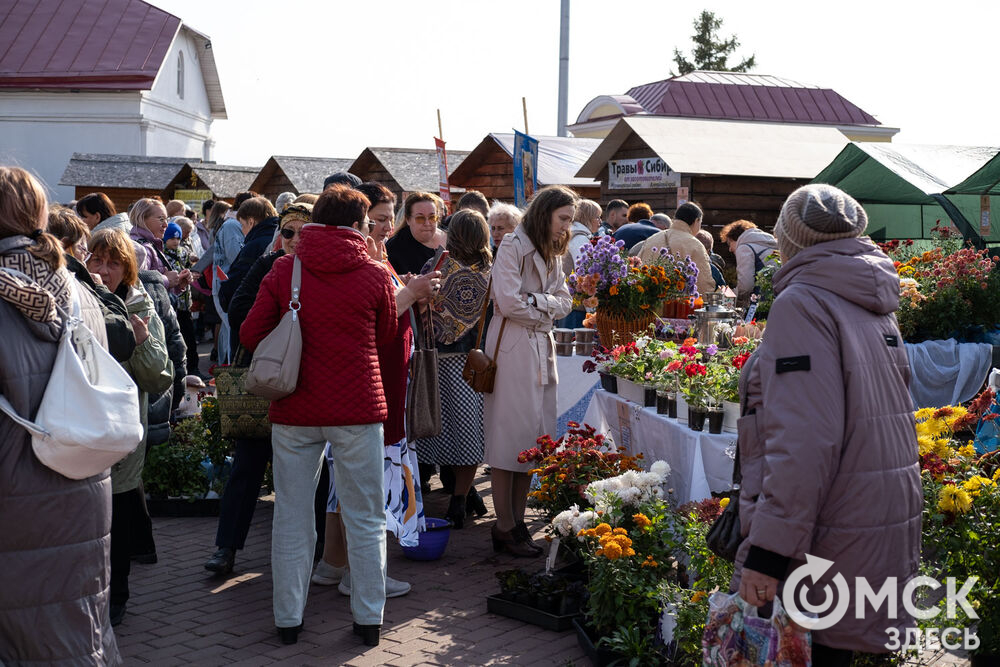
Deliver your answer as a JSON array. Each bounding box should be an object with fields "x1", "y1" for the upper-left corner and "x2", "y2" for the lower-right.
[{"x1": 270, "y1": 423, "x2": 386, "y2": 627}]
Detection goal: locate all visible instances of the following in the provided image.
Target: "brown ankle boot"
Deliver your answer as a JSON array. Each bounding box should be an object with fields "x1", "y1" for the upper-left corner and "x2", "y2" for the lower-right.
[
  {"x1": 491, "y1": 525, "x2": 540, "y2": 558},
  {"x1": 513, "y1": 521, "x2": 544, "y2": 555}
]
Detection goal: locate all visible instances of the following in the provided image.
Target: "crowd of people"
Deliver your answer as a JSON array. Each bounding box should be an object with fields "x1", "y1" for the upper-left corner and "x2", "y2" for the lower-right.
[{"x1": 0, "y1": 160, "x2": 918, "y2": 664}]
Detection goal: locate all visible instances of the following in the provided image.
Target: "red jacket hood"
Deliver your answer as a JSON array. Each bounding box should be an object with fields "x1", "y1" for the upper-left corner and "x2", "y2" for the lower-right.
[{"x1": 296, "y1": 224, "x2": 371, "y2": 275}]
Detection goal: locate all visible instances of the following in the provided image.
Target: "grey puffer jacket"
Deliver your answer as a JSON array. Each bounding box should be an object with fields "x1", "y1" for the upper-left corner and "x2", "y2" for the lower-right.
[
  {"x1": 0, "y1": 250, "x2": 121, "y2": 664},
  {"x1": 733, "y1": 237, "x2": 922, "y2": 652}
]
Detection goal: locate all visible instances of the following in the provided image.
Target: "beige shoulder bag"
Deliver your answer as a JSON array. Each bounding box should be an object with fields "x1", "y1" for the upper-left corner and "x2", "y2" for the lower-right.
[{"x1": 245, "y1": 256, "x2": 303, "y2": 400}]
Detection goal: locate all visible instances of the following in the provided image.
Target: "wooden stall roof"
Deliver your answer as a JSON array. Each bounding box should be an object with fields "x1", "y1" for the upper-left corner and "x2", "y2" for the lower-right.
[
  {"x1": 60, "y1": 153, "x2": 207, "y2": 190},
  {"x1": 350, "y1": 147, "x2": 470, "y2": 193},
  {"x1": 165, "y1": 162, "x2": 259, "y2": 200},
  {"x1": 451, "y1": 134, "x2": 601, "y2": 188},
  {"x1": 249, "y1": 155, "x2": 356, "y2": 195},
  {"x1": 577, "y1": 117, "x2": 848, "y2": 181}
]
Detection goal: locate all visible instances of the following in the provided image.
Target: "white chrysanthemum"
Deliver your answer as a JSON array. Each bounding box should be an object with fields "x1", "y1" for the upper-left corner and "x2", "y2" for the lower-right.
[
  {"x1": 650, "y1": 460, "x2": 671, "y2": 478},
  {"x1": 550, "y1": 504, "x2": 581, "y2": 536},
  {"x1": 571, "y1": 510, "x2": 597, "y2": 535},
  {"x1": 635, "y1": 336, "x2": 648, "y2": 350},
  {"x1": 619, "y1": 469, "x2": 640, "y2": 488},
  {"x1": 616, "y1": 486, "x2": 642, "y2": 504}
]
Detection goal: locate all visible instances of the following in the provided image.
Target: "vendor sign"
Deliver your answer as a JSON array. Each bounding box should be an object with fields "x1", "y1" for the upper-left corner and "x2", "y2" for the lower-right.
[{"x1": 608, "y1": 157, "x2": 680, "y2": 190}]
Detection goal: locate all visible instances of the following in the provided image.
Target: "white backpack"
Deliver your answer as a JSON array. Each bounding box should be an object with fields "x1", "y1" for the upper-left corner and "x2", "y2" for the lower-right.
[{"x1": 0, "y1": 277, "x2": 143, "y2": 480}]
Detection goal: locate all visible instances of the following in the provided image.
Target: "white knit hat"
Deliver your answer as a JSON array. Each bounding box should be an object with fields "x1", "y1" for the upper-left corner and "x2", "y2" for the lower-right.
[{"x1": 774, "y1": 185, "x2": 868, "y2": 260}]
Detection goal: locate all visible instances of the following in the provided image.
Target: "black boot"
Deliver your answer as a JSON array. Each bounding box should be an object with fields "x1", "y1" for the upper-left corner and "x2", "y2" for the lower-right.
[
  {"x1": 466, "y1": 487, "x2": 488, "y2": 517},
  {"x1": 439, "y1": 465, "x2": 456, "y2": 495},
  {"x1": 277, "y1": 623, "x2": 302, "y2": 645},
  {"x1": 513, "y1": 522, "x2": 544, "y2": 556},
  {"x1": 446, "y1": 495, "x2": 466, "y2": 529},
  {"x1": 353, "y1": 622, "x2": 380, "y2": 646},
  {"x1": 204, "y1": 547, "x2": 235, "y2": 574}
]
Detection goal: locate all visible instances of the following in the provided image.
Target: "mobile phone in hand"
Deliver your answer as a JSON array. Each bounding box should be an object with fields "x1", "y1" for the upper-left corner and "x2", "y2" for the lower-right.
[{"x1": 425, "y1": 248, "x2": 449, "y2": 274}]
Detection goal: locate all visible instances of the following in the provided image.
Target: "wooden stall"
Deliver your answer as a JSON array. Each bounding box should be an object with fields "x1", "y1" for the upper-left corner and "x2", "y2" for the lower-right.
[
  {"x1": 349, "y1": 147, "x2": 470, "y2": 205},
  {"x1": 161, "y1": 162, "x2": 259, "y2": 207},
  {"x1": 59, "y1": 153, "x2": 203, "y2": 212},
  {"x1": 576, "y1": 117, "x2": 848, "y2": 247},
  {"x1": 449, "y1": 133, "x2": 602, "y2": 204},
  {"x1": 249, "y1": 155, "x2": 355, "y2": 201}
]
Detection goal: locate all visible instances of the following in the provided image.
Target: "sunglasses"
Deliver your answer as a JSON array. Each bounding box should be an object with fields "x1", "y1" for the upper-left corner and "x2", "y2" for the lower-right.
[{"x1": 279, "y1": 228, "x2": 298, "y2": 240}]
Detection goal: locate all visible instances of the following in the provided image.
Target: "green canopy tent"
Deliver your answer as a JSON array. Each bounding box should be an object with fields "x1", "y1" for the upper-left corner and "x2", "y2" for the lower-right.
[
  {"x1": 811, "y1": 143, "x2": 998, "y2": 245},
  {"x1": 945, "y1": 151, "x2": 1000, "y2": 246}
]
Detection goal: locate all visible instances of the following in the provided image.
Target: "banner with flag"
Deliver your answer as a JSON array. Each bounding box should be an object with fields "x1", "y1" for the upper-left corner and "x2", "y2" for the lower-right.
[
  {"x1": 435, "y1": 137, "x2": 451, "y2": 207},
  {"x1": 513, "y1": 130, "x2": 539, "y2": 208}
]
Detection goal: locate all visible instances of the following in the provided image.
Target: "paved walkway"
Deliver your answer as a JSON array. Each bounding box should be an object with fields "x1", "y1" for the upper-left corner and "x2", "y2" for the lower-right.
[{"x1": 116, "y1": 478, "x2": 584, "y2": 666}]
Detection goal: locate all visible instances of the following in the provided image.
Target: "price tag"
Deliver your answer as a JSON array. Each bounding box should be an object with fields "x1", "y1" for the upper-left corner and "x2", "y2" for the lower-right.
[
  {"x1": 744, "y1": 303, "x2": 758, "y2": 323},
  {"x1": 545, "y1": 536, "x2": 560, "y2": 573}
]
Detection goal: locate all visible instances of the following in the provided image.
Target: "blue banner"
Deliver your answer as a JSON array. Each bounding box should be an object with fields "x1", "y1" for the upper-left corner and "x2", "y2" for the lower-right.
[{"x1": 513, "y1": 130, "x2": 539, "y2": 208}]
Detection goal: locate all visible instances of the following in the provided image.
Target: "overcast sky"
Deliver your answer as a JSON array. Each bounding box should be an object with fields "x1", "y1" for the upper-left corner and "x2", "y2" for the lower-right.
[{"x1": 153, "y1": 0, "x2": 1000, "y2": 167}]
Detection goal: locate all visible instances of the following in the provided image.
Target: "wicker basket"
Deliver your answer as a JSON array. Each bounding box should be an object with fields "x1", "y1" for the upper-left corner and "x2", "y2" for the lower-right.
[
  {"x1": 593, "y1": 310, "x2": 656, "y2": 347},
  {"x1": 212, "y1": 364, "x2": 272, "y2": 439}
]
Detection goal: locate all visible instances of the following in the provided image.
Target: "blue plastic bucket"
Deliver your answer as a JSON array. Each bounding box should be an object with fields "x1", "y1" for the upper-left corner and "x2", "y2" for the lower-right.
[{"x1": 400, "y1": 517, "x2": 452, "y2": 561}]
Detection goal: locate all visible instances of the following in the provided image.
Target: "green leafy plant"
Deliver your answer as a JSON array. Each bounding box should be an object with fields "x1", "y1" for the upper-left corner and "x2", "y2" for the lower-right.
[{"x1": 143, "y1": 417, "x2": 210, "y2": 500}]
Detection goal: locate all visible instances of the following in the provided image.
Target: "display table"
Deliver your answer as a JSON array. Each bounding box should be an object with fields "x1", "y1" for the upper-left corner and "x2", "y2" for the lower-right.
[{"x1": 582, "y1": 390, "x2": 735, "y2": 504}]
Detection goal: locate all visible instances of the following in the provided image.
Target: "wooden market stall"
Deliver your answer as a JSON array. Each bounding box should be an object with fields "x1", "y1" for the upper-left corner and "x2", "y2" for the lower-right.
[
  {"x1": 348, "y1": 147, "x2": 470, "y2": 204},
  {"x1": 249, "y1": 155, "x2": 356, "y2": 201},
  {"x1": 59, "y1": 153, "x2": 205, "y2": 212},
  {"x1": 575, "y1": 117, "x2": 849, "y2": 236},
  {"x1": 449, "y1": 134, "x2": 602, "y2": 203},
  {"x1": 161, "y1": 162, "x2": 259, "y2": 208}
]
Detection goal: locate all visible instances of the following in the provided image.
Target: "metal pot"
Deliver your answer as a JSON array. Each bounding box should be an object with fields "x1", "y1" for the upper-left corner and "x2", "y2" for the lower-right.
[{"x1": 689, "y1": 292, "x2": 737, "y2": 346}]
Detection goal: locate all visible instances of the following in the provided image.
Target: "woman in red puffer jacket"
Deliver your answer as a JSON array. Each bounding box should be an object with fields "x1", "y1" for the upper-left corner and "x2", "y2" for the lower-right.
[{"x1": 240, "y1": 186, "x2": 396, "y2": 648}]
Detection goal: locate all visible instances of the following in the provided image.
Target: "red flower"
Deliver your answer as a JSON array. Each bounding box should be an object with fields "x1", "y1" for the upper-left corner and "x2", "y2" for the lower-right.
[{"x1": 684, "y1": 363, "x2": 707, "y2": 377}]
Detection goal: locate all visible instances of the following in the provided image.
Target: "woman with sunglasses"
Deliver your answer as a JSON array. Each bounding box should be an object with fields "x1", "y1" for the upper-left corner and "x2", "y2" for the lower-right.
[
  {"x1": 203, "y1": 203, "x2": 319, "y2": 575},
  {"x1": 385, "y1": 191, "x2": 446, "y2": 276}
]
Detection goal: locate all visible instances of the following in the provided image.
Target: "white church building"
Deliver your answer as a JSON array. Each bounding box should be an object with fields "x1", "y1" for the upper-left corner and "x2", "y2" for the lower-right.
[{"x1": 0, "y1": 0, "x2": 226, "y2": 202}]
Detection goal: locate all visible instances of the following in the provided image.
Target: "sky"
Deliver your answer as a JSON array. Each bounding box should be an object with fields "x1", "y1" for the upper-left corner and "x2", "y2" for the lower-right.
[{"x1": 152, "y1": 0, "x2": 1000, "y2": 167}]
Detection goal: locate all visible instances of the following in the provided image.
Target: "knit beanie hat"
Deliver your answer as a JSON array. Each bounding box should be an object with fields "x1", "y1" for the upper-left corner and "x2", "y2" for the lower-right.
[
  {"x1": 163, "y1": 221, "x2": 183, "y2": 242},
  {"x1": 774, "y1": 184, "x2": 867, "y2": 261}
]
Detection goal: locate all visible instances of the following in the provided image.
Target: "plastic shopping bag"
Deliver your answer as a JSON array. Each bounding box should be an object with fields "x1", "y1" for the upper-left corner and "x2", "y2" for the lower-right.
[{"x1": 702, "y1": 592, "x2": 811, "y2": 666}]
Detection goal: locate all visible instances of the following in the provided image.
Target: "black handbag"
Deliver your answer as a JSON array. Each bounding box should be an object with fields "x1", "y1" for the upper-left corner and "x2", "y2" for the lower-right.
[{"x1": 705, "y1": 353, "x2": 757, "y2": 562}]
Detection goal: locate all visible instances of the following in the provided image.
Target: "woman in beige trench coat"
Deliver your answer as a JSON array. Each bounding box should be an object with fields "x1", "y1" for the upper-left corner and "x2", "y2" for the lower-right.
[{"x1": 484, "y1": 186, "x2": 574, "y2": 557}]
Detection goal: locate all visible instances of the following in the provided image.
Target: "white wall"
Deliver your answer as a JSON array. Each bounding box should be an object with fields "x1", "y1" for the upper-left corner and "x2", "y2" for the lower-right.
[
  {"x1": 143, "y1": 28, "x2": 214, "y2": 161},
  {"x1": 0, "y1": 91, "x2": 143, "y2": 201}
]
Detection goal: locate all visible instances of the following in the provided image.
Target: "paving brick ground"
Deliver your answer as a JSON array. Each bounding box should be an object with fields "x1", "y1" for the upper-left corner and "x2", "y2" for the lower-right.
[
  {"x1": 114, "y1": 475, "x2": 972, "y2": 666},
  {"x1": 116, "y1": 477, "x2": 588, "y2": 666}
]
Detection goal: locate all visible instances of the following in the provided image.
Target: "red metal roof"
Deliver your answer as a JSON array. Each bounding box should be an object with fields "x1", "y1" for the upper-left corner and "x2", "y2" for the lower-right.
[
  {"x1": 0, "y1": 0, "x2": 180, "y2": 90},
  {"x1": 625, "y1": 72, "x2": 881, "y2": 127}
]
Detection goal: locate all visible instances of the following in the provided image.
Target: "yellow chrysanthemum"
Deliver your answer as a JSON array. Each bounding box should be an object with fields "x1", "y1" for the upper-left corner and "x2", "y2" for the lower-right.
[
  {"x1": 915, "y1": 408, "x2": 935, "y2": 421},
  {"x1": 691, "y1": 590, "x2": 707, "y2": 603},
  {"x1": 958, "y1": 444, "x2": 977, "y2": 458},
  {"x1": 632, "y1": 513, "x2": 652, "y2": 528},
  {"x1": 624, "y1": 547, "x2": 636, "y2": 557},
  {"x1": 917, "y1": 436, "x2": 937, "y2": 456},
  {"x1": 594, "y1": 523, "x2": 612, "y2": 536},
  {"x1": 963, "y1": 476, "x2": 995, "y2": 497},
  {"x1": 994, "y1": 469, "x2": 1000, "y2": 482},
  {"x1": 612, "y1": 527, "x2": 628, "y2": 536},
  {"x1": 719, "y1": 497, "x2": 730, "y2": 509},
  {"x1": 938, "y1": 485, "x2": 973, "y2": 514}
]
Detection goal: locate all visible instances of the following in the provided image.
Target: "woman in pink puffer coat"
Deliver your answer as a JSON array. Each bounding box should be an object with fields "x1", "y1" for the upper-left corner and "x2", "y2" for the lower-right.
[{"x1": 733, "y1": 185, "x2": 922, "y2": 664}]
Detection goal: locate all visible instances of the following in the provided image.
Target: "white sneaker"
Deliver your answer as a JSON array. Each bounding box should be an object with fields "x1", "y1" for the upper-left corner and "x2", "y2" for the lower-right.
[
  {"x1": 311, "y1": 560, "x2": 346, "y2": 586},
  {"x1": 337, "y1": 569, "x2": 411, "y2": 598}
]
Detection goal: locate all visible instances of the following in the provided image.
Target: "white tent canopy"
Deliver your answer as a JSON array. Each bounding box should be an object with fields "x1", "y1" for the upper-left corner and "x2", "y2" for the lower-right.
[{"x1": 576, "y1": 116, "x2": 849, "y2": 180}]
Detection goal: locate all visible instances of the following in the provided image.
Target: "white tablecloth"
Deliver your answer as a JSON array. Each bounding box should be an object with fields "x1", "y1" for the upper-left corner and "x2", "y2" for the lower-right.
[{"x1": 582, "y1": 390, "x2": 736, "y2": 504}]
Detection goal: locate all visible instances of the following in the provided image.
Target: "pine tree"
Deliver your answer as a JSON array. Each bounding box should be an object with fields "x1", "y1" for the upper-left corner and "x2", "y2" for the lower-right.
[{"x1": 672, "y1": 10, "x2": 756, "y2": 75}]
